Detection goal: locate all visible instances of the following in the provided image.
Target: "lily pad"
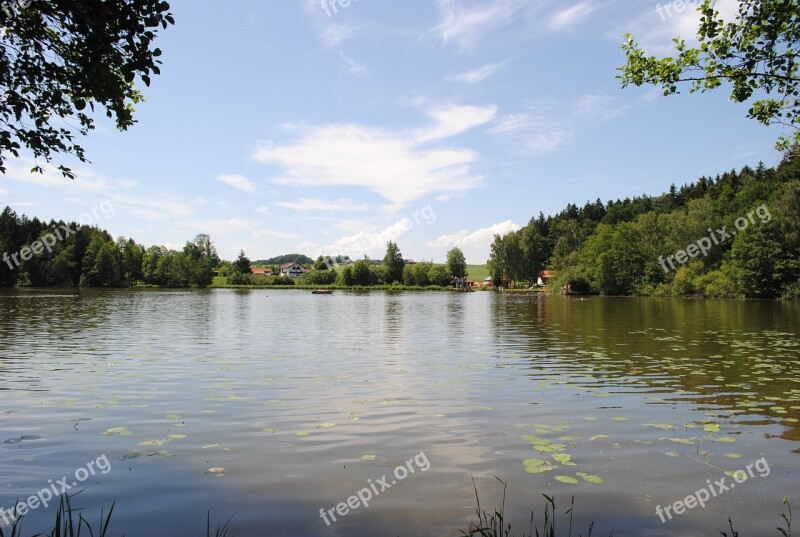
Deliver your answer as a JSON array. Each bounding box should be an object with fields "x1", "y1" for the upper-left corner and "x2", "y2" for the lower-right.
[
  {"x1": 660, "y1": 437, "x2": 695, "y2": 445},
  {"x1": 206, "y1": 467, "x2": 226, "y2": 477},
  {"x1": 20, "y1": 435, "x2": 41, "y2": 441},
  {"x1": 523, "y1": 458, "x2": 556, "y2": 474},
  {"x1": 577, "y1": 472, "x2": 604, "y2": 484},
  {"x1": 261, "y1": 427, "x2": 278, "y2": 433},
  {"x1": 703, "y1": 424, "x2": 721, "y2": 433},
  {"x1": 643, "y1": 423, "x2": 675, "y2": 431},
  {"x1": 555, "y1": 475, "x2": 579, "y2": 484},
  {"x1": 553, "y1": 453, "x2": 577, "y2": 466},
  {"x1": 714, "y1": 436, "x2": 737, "y2": 443},
  {"x1": 315, "y1": 422, "x2": 336, "y2": 429},
  {"x1": 361, "y1": 454, "x2": 376, "y2": 461},
  {"x1": 296, "y1": 431, "x2": 309, "y2": 437}
]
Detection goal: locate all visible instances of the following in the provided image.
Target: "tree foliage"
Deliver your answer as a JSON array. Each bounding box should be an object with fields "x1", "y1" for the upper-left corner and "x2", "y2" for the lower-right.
[
  {"x1": 619, "y1": 0, "x2": 800, "y2": 149},
  {"x1": 446, "y1": 247, "x2": 467, "y2": 279},
  {"x1": 0, "y1": 0, "x2": 175, "y2": 177},
  {"x1": 492, "y1": 149, "x2": 800, "y2": 298},
  {"x1": 383, "y1": 241, "x2": 404, "y2": 283}
]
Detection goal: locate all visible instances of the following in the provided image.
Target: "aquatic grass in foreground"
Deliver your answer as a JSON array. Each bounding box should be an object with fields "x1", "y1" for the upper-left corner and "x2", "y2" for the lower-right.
[
  {"x1": 460, "y1": 477, "x2": 611, "y2": 537},
  {"x1": 0, "y1": 493, "x2": 233, "y2": 537},
  {"x1": 0, "y1": 489, "x2": 791, "y2": 536},
  {"x1": 461, "y1": 477, "x2": 793, "y2": 537}
]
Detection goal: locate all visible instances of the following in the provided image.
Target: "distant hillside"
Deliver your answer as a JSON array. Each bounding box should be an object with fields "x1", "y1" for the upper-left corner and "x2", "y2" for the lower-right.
[{"x1": 255, "y1": 254, "x2": 314, "y2": 266}]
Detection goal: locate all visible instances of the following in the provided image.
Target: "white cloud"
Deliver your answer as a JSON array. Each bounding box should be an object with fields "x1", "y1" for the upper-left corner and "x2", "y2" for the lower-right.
[
  {"x1": 298, "y1": 218, "x2": 416, "y2": 259},
  {"x1": 489, "y1": 93, "x2": 627, "y2": 156},
  {"x1": 0, "y1": 187, "x2": 9, "y2": 196},
  {"x1": 549, "y1": 2, "x2": 595, "y2": 31},
  {"x1": 447, "y1": 60, "x2": 511, "y2": 84},
  {"x1": 114, "y1": 195, "x2": 193, "y2": 222},
  {"x1": 416, "y1": 103, "x2": 498, "y2": 143},
  {"x1": 216, "y1": 174, "x2": 256, "y2": 193},
  {"x1": 252, "y1": 229, "x2": 300, "y2": 241},
  {"x1": 255, "y1": 205, "x2": 271, "y2": 215},
  {"x1": 340, "y1": 52, "x2": 367, "y2": 74},
  {"x1": 433, "y1": 0, "x2": 526, "y2": 49},
  {"x1": 427, "y1": 220, "x2": 521, "y2": 248},
  {"x1": 253, "y1": 103, "x2": 496, "y2": 208},
  {"x1": 182, "y1": 218, "x2": 256, "y2": 234},
  {"x1": 116, "y1": 179, "x2": 138, "y2": 188},
  {"x1": 278, "y1": 198, "x2": 369, "y2": 212},
  {"x1": 322, "y1": 23, "x2": 354, "y2": 47}
]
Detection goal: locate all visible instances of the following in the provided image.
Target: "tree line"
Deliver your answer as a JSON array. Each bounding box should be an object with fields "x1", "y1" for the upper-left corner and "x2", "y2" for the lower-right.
[
  {"x1": 0, "y1": 208, "x2": 220, "y2": 288},
  {"x1": 487, "y1": 149, "x2": 800, "y2": 299},
  {"x1": 222, "y1": 243, "x2": 469, "y2": 288}
]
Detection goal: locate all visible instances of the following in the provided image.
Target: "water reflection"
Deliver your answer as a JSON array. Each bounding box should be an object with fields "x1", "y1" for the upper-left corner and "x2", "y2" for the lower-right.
[{"x1": 0, "y1": 290, "x2": 796, "y2": 537}]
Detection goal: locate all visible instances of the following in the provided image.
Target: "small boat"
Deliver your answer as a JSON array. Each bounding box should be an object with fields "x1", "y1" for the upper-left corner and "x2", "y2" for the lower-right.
[{"x1": 312, "y1": 289, "x2": 333, "y2": 295}]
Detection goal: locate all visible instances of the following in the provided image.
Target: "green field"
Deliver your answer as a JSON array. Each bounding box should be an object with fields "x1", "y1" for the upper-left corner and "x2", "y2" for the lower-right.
[{"x1": 465, "y1": 264, "x2": 489, "y2": 281}]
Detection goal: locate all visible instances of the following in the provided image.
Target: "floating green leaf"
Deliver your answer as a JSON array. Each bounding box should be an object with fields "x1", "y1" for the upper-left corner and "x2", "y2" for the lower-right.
[
  {"x1": 315, "y1": 422, "x2": 336, "y2": 429},
  {"x1": 555, "y1": 475, "x2": 579, "y2": 484},
  {"x1": 577, "y1": 472, "x2": 604, "y2": 484},
  {"x1": 553, "y1": 453, "x2": 577, "y2": 466},
  {"x1": 523, "y1": 458, "x2": 555, "y2": 474},
  {"x1": 643, "y1": 423, "x2": 675, "y2": 431}
]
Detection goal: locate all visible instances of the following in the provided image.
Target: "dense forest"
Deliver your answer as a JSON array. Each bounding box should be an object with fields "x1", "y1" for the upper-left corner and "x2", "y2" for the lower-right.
[
  {"x1": 0, "y1": 211, "x2": 219, "y2": 288},
  {"x1": 488, "y1": 148, "x2": 800, "y2": 299}
]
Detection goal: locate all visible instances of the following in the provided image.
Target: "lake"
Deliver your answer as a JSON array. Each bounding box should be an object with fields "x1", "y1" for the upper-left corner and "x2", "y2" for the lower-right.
[{"x1": 0, "y1": 289, "x2": 798, "y2": 536}]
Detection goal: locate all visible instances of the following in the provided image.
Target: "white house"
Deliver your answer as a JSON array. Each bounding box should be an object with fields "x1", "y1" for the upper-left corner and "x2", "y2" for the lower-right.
[{"x1": 280, "y1": 262, "x2": 306, "y2": 278}]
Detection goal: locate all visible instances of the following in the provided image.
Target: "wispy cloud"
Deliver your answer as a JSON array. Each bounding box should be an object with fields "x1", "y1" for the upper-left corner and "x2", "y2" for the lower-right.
[
  {"x1": 253, "y1": 102, "x2": 496, "y2": 208},
  {"x1": 447, "y1": 59, "x2": 511, "y2": 84},
  {"x1": 216, "y1": 174, "x2": 257, "y2": 193},
  {"x1": 115, "y1": 195, "x2": 194, "y2": 222},
  {"x1": 278, "y1": 198, "x2": 369, "y2": 212},
  {"x1": 182, "y1": 218, "x2": 256, "y2": 234},
  {"x1": 255, "y1": 205, "x2": 271, "y2": 215},
  {"x1": 252, "y1": 229, "x2": 300, "y2": 241},
  {"x1": 340, "y1": 52, "x2": 367, "y2": 74},
  {"x1": 489, "y1": 93, "x2": 627, "y2": 156},
  {"x1": 549, "y1": 2, "x2": 595, "y2": 31},
  {"x1": 298, "y1": 217, "x2": 416, "y2": 259},
  {"x1": 427, "y1": 220, "x2": 521, "y2": 248},
  {"x1": 433, "y1": 0, "x2": 526, "y2": 49}
]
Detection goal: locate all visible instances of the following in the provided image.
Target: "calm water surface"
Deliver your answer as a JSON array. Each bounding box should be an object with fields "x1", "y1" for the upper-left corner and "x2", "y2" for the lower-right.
[{"x1": 0, "y1": 289, "x2": 798, "y2": 536}]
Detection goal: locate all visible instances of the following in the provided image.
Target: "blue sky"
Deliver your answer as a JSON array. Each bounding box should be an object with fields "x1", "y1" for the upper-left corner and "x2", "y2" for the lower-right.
[{"x1": 0, "y1": 0, "x2": 784, "y2": 263}]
